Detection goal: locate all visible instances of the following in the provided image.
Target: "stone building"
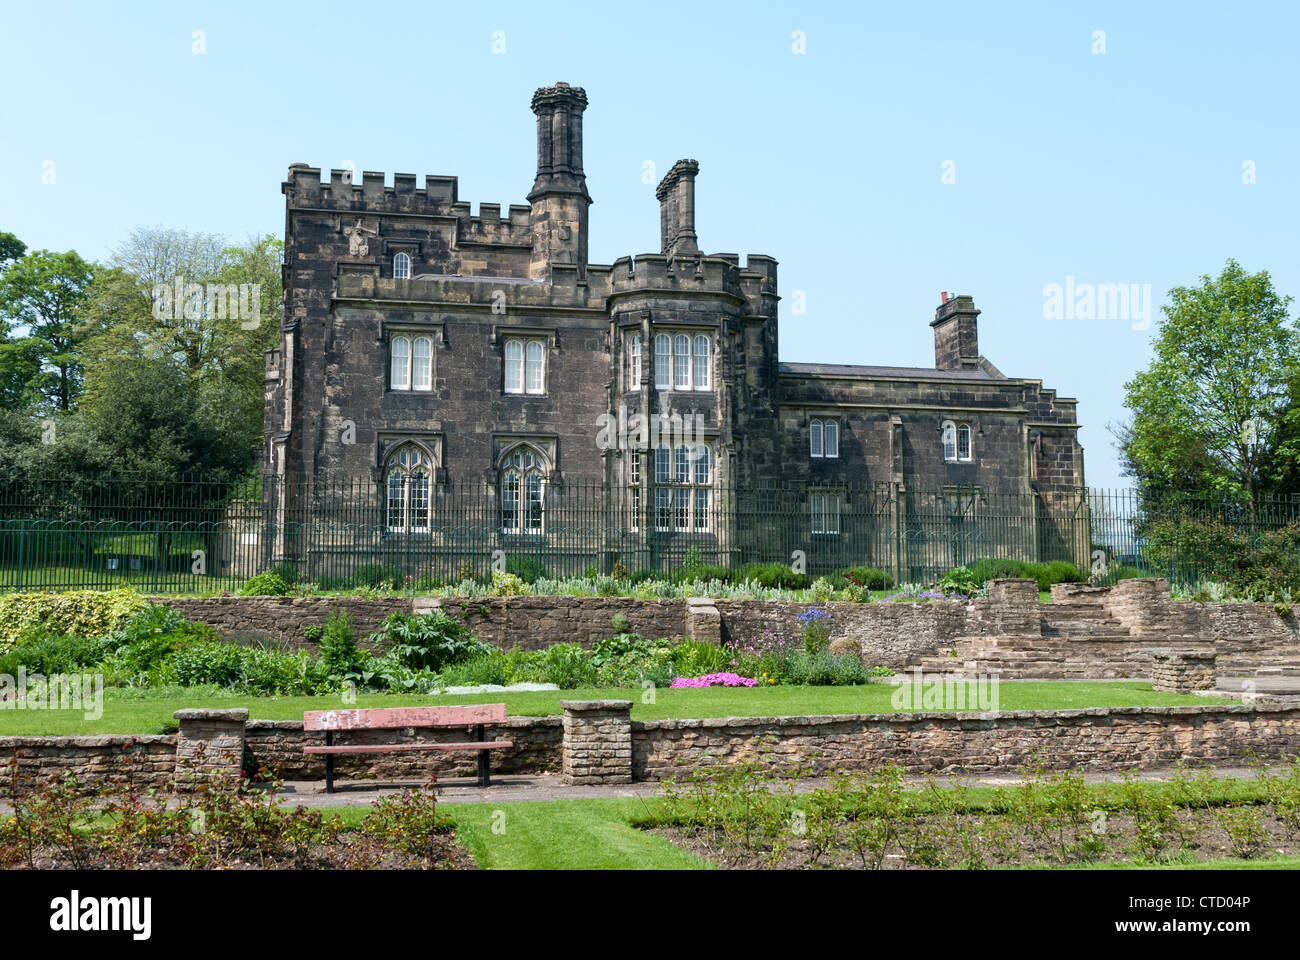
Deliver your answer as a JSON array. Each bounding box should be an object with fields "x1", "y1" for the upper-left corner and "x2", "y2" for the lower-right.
[{"x1": 263, "y1": 83, "x2": 1085, "y2": 579}]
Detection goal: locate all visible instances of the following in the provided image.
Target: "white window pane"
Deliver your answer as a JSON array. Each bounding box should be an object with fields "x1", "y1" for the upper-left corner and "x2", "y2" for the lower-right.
[
  {"x1": 525, "y1": 340, "x2": 544, "y2": 393},
  {"x1": 828, "y1": 495, "x2": 840, "y2": 534},
  {"x1": 505, "y1": 340, "x2": 523, "y2": 393},
  {"x1": 502, "y1": 471, "x2": 520, "y2": 530},
  {"x1": 694, "y1": 488, "x2": 709, "y2": 529},
  {"x1": 629, "y1": 335, "x2": 641, "y2": 387},
  {"x1": 810, "y1": 419, "x2": 823, "y2": 458},
  {"x1": 694, "y1": 445, "x2": 711, "y2": 485},
  {"x1": 655, "y1": 446, "x2": 670, "y2": 483},
  {"x1": 387, "y1": 472, "x2": 405, "y2": 529},
  {"x1": 525, "y1": 470, "x2": 543, "y2": 529},
  {"x1": 958, "y1": 424, "x2": 971, "y2": 460},
  {"x1": 412, "y1": 337, "x2": 431, "y2": 390},
  {"x1": 655, "y1": 334, "x2": 671, "y2": 389},
  {"x1": 391, "y1": 336, "x2": 410, "y2": 390},
  {"x1": 393, "y1": 253, "x2": 410, "y2": 279},
  {"x1": 943, "y1": 422, "x2": 957, "y2": 461},
  {"x1": 674, "y1": 488, "x2": 689, "y2": 530},
  {"x1": 674, "y1": 445, "x2": 689, "y2": 482},
  {"x1": 693, "y1": 335, "x2": 710, "y2": 389},
  {"x1": 673, "y1": 335, "x2": 690, "y2": 389},
  {"x1": 825, "y1": 419, "x2": 839, "y2": 458},
  {"x1": 811, "y1": 493, "x2": 824, "y2": 534},
  {"x1": 410, "y1": 473, "x2": 429, "y2": 528}
]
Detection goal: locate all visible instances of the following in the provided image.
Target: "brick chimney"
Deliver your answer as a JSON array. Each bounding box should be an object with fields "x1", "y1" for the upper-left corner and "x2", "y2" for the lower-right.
[
  {"x1": 656, "y1": 159, "x2": 700, "y2": 258},
  {"x1": 527, "y1": 82, "x2": 591, "y2": 279},
  {"x1": 931, "y1": 293, "x2": 980, "y2": 369}
]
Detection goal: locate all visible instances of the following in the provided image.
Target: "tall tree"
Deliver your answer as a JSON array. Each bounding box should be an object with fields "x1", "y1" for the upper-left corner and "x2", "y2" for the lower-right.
[
  {"x1": 0, "y1": 249, "x2": 94, "y2": 411},
  {"x1": 0, "y1": 233, "x2": 26, "y2": 268},
  {"x1": 1115, "y1": 259, "x2": 1297, "y2": 503}
]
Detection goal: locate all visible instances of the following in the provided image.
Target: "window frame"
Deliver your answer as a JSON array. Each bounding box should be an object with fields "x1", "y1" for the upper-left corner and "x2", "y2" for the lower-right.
[
  {"x1": 392, "y1": 252, "x2": 411, "y2": 280},
  {"x1": 388, "y1": 334, "x2": 434, "y2": 392},
  {"x1": 384, "y1": 445, "x2": 432, "y2": 533},
  {"x1": 503, "y1": 337, "x2": 546, "y2": 395}
]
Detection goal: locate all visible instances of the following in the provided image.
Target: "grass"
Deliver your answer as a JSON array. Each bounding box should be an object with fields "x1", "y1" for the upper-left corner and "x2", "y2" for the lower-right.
[{"x1": 0, "y1": 681, "x2": 1235, "y2": 736}]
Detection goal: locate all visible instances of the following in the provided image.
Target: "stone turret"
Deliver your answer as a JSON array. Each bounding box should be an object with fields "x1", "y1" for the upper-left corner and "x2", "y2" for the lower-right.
[
  {"x1": 656, "y1": 159, "x2": 700, "y2": 258},
  {"x1": 931, "y1": 292, "x2": 980, "y2": 370}
]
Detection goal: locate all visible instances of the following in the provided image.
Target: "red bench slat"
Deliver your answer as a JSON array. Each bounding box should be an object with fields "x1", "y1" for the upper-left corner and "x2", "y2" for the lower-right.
[
  {"x1": 304, "y1": 741, "x2": 514, "y2": 755},
  {"x1": 303, "y1": 703, "x2": 508, "y2": 731}
]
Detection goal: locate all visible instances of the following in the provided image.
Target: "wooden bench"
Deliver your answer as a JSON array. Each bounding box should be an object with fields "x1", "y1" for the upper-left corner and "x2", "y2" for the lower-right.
[{"x1": 302, "y1": 704, "x2": 513, "y2": 792}]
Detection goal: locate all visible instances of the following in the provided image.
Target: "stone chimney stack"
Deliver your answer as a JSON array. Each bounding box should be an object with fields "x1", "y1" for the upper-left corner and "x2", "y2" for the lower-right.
[
  {"x1": 656, "y1": 159, "x2": 700, "y2": 258},
  {"x1": 527, "y1": 82, "x2": 591, "y2": 279},
  {"x1": 931, "y1": 293, "x2": 981, "y2": 369}
]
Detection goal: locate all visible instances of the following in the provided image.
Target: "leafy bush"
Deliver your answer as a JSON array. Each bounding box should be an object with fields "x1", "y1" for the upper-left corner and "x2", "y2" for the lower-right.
[
  {"x1": 537, "y1": 643, "x2": 597, "y2": 688},
  {"x1": 736, "y1": 562, "x2": 806, "y2": 589},
  {"x1": 1091, "y1": 565, "x2": 1146, "y2": 587},
  {"x1": 241, "y1": 571, "x2": 290, "y2": 596},
  {"x1": 672, "y1": 638, "x2": 728, "y2": 677},
  {"x1": 356, "y1": 564, "x2": 404, "y2": 589},
  {"x1": 367, "y1": 611, "x2": 493, "y2": 672},
  {"x1": 506, "y1": 555, "x2": 548, "y2": 583},
  {"x1": 674, "y1": 564, "x2": 731, "y2": 585},
  {"x1": 940, "y1": 566, "x2": 980, "y2": 596},
  {"x1": 783, "y1": 650, "x2": 871, "y2": 686},
  {"x1": 0, "y1": 631, "x2": 115, "y2": 677},
  {"x1": 0, "y1": 589, "x2": 148, "y2": 652},
  {"x1": 437, "y1": 653, "x2": 511, "y2": 687},
  {"x1": 489, "y1": 571, "x2": 528, "y2": 596},
  {"x1": 837, "y1": 566, "x2": 893, "y2": 590},
  {"x1": 317, "y1": 612, "x2": 365, "y2": 677}
]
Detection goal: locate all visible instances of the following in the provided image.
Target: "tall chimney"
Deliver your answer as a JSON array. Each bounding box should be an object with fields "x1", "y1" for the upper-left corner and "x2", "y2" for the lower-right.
[
  {"x1": 931, "y1": 294, "x2": 980, "y2": 369},
  {"x1": 656, "y1": 159, "x2": 700, "y2": 258},
  {"x1": 527, "y1": 82, "x2": 591, "y2": 279}
]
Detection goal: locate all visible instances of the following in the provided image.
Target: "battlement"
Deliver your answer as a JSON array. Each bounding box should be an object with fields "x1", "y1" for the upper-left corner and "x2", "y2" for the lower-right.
[{"x1": 284, "y1": 165, "x2": 534, "y2": 245}]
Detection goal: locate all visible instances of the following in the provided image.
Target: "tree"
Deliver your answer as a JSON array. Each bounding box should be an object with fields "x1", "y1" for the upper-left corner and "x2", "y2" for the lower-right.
[
  {"x1": 0, "y1": 233, "x2": 26, "y2": 268},
  {"x1": 0, "y1": 249, "x2": 94, "y2": 411},
  {"x1": 1115, "y1": 259, "x2": 1297, "y2": 504}
]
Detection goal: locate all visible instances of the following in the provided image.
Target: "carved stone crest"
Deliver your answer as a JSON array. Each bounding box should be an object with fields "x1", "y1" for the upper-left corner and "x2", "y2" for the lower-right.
[{"x1": 344, "y1": 218, "x2": 378, "y2": 257}]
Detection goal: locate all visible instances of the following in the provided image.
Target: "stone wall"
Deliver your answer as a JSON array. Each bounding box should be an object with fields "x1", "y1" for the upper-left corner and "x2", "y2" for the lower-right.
[
  {"x1": 1151, "y1": 651, "x2": 1218, "y2": 694},
  {"x1": 159, "y1": 596, "x2": 406, "y2": 649},
  {"x1": 631, "y1": 703, "x2": 1300, "y2": 781},
  {"x1": 0, "y1": 736, "x2": 176, "y2": 796}
]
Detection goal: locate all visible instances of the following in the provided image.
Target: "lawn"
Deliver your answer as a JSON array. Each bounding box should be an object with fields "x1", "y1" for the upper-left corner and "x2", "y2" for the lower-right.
[{"x1": 0, "y1": 681, "x2": 1234, "y2": 736}]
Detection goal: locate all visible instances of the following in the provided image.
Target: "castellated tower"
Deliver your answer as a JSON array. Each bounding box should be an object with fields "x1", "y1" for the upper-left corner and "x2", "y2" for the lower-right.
[{"x1": 528, "y1": 82, "x2": 591, "y2": 279}]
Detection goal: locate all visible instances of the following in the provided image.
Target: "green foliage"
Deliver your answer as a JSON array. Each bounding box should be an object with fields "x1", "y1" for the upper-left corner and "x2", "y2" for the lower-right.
[
  {"x1": 316, "y1": 612, "x2": 364, "y2": 677},
  {"x1": 1118, "y1": 259, "x2": 1298, "y2": 501},
  {"x1": 671, "y1": 638, "x2": 728, "y2": 677},
  {"x1": 505, "y1": 554, "x2": 548, "y2": 582},
  {"x1": 736, "y1": 562, "x2": 806, "y2": 589},
  {"x1": 835, "y1": 566, "x2": 893, "y2": 590},
  {"x1": 240, "y1": 571, "x2": 290, "y2": 596},
  {"x1": 367, "y1": 611, "x2": 492, "y2": 673},
  {"x1": 968, "y1": 558, "x2": 1085, "y2": 591},
  {"x1": 537, "y1": 642, "x2": 598, "y2": 688},
  {"x1": 781, "y1": 650, "x2": 872, "y2": 685},
  {"x1": 0, "y1": 588, "x2": 147, "y2": 652},
  {"x1": 0, "y1": 248, "x2": 94, "y2": 411},
  {"x1": 940, "y1": 566, "x2": 980, "y2": 596},
  {"x1": 356, "y1": 564, "x2": 404, "y2": 589},
  {"x1": 489, "y1": 571, "x2": 527, "y2": 595}
]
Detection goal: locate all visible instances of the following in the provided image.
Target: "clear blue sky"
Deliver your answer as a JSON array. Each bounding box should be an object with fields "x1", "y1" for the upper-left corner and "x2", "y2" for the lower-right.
[{"x1": 2, "y1": 1, "x2": 1297, "y2": 489}]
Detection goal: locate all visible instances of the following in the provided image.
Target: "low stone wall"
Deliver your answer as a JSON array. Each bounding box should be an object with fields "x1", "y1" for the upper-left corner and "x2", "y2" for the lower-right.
[
  {"x1": 158, "y1": 596, "x2": 406, "y2": 650},
  {"x1": 1151, "y1": 651, "x2": 1217, "y2": 693},
  {"x1": 631, "y1": 703, "x2": 1300, "y2": 780},
  {"x1": 5, "y1": 701, "x2": 1300, "y2": 792},
  {"x1": 0, "y1": 735, "x2": 176, "y2": 796}
]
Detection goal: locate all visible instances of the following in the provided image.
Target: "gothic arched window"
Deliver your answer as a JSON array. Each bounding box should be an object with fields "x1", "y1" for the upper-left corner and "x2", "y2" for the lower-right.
[
  {"x1": 501, "y1": 447, "x2": 545, "y2": 534},
  {"x1": 385, "y1": 445, "x2": 430, "y2": 532}
]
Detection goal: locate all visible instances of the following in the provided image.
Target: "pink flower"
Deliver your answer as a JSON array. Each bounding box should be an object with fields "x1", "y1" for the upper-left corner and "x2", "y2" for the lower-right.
[{"x1": 669, "y1": 672, "x2": 759, "y2": 688}]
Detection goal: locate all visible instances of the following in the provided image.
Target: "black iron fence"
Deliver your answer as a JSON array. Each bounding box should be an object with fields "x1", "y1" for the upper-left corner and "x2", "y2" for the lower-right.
[{"x1": 0, "y1": 474, "x2": 1296, "y2": 593}]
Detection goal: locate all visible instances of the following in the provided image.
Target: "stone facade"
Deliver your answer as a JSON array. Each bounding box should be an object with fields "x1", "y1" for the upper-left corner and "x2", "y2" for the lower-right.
[
  {"x1": 264, "y1": 81, "x2": 1085, "y2": 574},
  {"x1": 173, "y1": 709, "x2": 247, "y2": 790}
]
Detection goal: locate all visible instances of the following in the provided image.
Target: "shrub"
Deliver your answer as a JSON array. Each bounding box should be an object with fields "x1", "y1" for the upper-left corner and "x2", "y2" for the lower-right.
[
  {"x1": 489, "y1": 571, "x2": 528, "y2": 596},
  {"x1": 0, "y1": 631, "x2": 114, "y2": 677},
  {"x1": 241, "y1": 571, "x2": 290, "y2": 596},
  {"x1": 0, "y1": 589, "x2": 148, "y2": 652},
  {"x1": 838, "y1": 566, "x2": 893, "y2": 590},
  {"x1": 356, "y1": 564, "x2": 404, "y2": 589},
  {"x1": 367, "y1": 611, "x2": 493, "y2": 672},
  {"x1": 783, "y1": 650, "x2": 871, "y2": 686},
  {"x1": 505, "y1": 555, "x2": 548, "y2": 583},
  {"x1": 437, "y1": 652, "x2": 511, "y2": 687},
  {"x1": 538, "y1": 643, "x2": 597, "y2": 688},
  {"x1": 940, "y1": 566, "x2": 980, "y2": 596},
  {"x1": 317, "y1": 612, "x2": 365, "y2": 677},
  {"x1": 736, "y1": 562, "x2": 806, "y2": 589},
  {"x1": 101, "y1": 605, "x2": 219, "y2": 682},
  {"x1": 672, "y1": 638, "x2": 728, "y2": 677},
  {"x1": 674, "y1": 564, "x2": 731, "y2": 585}
]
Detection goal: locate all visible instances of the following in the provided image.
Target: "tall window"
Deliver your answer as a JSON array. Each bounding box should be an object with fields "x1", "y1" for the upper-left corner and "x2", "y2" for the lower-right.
[
  {"x1": 810, "y1": 492, "x2": 841, "y2": 535},
  {"x1": 628, "y1": 453, "x2": 641, "y2": 531},
  {"x1": 385, "y1": 445, "x2": 430, "y2": 533},
  {"x1": 501, "y1": 448, "x2": 544, "y2": 533},
  {"x1": 653, "y1": 443, "x2": 712, "y2": 531},
  {"x1": 693, "y1": 335, "x2": 711, "y2": 389},
  {"x1": 654, "y1": 334, "x2": 671, "y2": 389},
  {"x1": 390, "y1": 335, "x2": 432, "y2": 391},
  {"x1": 943, "y1": 420, "x2": 972, "y2": 462},
  {"x1": 652, "y1": 330, "x2": 712, "y2": 391},
  {"x1": 505, "y1": 338, "x2": 545, "y2": 394},
  {"x1": 810, "y1": 418, "x2": 839, "y2": 458},
  {"x1": 393, "y1": 252, "x2": 411, "y2": 279},
  {"x1": 628, "y1": 334, "x2": 642, "y2": 388}
]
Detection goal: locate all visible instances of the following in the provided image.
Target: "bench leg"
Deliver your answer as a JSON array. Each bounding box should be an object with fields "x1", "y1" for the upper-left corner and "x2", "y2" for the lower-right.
[
  {"x1": 476, "y1": 724, "x2": 490, "y2": 787},
  {"x1": 325, "y1": 731, "x2": 334, "y2": 794}
]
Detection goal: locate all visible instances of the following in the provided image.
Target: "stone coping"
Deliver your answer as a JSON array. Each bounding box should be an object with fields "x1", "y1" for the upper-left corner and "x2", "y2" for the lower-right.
[
  {"x1": 631, "y1": 702, "x2": 1299, "y2": 730},
  {"x1": 561, "y1": 700, "x2": 632, "y2": 712},
  {"x1": 173, "y1": 709, "x2": 249, "y2": 721},
  {"x1": 243, "y1": 715, "x2": 562, "y2": 731},
  {"x1": 0, "y1": 735, "x2": 175, "y2": 747}
]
